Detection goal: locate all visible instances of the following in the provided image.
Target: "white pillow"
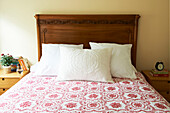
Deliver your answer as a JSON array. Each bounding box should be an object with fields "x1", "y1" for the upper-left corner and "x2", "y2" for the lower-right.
[
  {"x1": 33, "y1": 44, "x2": 83, "y2": 75},
  {"x1": 90, "y1": 42, "x2": 137, "y2": 79},
  {"x1": 58, "y1": 47, "x2": 113, "y2": 82},
  {"x1": 30, "y1": 62, "x2": 40, "y2": 72}
]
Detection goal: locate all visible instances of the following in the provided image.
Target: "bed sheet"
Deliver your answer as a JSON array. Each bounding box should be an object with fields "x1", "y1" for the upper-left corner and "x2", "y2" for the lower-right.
[{"x1": 0, "y1": 72, "x2": 169, "y2": 112}]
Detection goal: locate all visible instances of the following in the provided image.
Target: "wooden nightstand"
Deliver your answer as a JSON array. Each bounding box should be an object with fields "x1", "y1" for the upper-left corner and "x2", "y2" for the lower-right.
[
  {"x1": 0, "y1": 69, "x2": 29, "y2": 95},
  {"x1": 142, "y1": 70, "x2": 170, "y2": 102}
]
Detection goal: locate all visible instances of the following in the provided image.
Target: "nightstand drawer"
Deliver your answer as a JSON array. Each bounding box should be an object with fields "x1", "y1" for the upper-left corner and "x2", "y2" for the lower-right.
[
  {"x1": 0, "y1": 78, "x2": 19, "y2": 88},
  {"x1": 0, "y1": 88, "x2": 9, "y2": 95},
  {"x1": 149, "y1": 80, "x2": 170, "y2": 91},
  {"x1": 159, "y1": 91, "x2": 170, "y2": 102}
]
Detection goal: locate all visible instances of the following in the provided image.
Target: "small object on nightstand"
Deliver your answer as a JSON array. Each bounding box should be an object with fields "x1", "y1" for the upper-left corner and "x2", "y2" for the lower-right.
[
  {"x1": 2, "y1": 66, "x2": 11, "y2": 74},
  {"x1": 142, "y1": 70, "x2": 170, "y2": 102},
  {"x1": 0, "y1": 69, "x2": 29, "y2": 95},
  {"x1": 11, "y1": 57, "x2": 20, "y2": 72},
  {"x1": 155, "y1": 62, "x2": 164, "y2": 71},
  {"x1": 152, "y1": 62, "x2": 168, "y2": 77},
  {"x1": 151, "y1": 69, "x2": 169, "y2": 77},
  {"x1": 17, "y1": 64, "x2": 23, "y2": 74},
  {"x1": 18, "y1": 58, "x2": 30, "y2": 71},
  {"x1": 0, "y1": 54, "x2": 13, "y2": 74},
  {"x1": 11, "y1": 64, "x2": 16, "y2": 72}
]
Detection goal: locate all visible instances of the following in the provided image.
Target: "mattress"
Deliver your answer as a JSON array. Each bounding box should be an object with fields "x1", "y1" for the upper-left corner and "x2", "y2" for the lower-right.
[{"x1": 0, "y1": 72, "x2": 169, "y2": 112}]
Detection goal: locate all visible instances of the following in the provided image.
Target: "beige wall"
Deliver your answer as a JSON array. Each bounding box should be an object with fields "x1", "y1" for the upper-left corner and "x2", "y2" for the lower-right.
[{"x1": 0, "y1": 0, "x2": 169, "y2": 71}]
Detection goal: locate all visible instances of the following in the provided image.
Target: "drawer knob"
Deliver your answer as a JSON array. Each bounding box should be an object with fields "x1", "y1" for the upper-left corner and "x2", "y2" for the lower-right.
[
  {"x1": 3, "y1": 89, "x2": 5, "y2": 91},
  {"x1": 168, "y1": 81, "x2": 170, "y2": 83},
  {"x1": 2, "y1": 78, "x2": 5, "y2": 81},
  {"x1": 167, "y1": 91, "x2": 169, "y2": 94}
]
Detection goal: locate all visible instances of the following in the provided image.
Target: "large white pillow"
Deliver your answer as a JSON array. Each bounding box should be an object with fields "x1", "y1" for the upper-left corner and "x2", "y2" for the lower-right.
[
  {"x1": 58, "y1": 47, "x2": 113, "y2": 82},
  {"x1": 33, "y1": 44, "x2": 83, "y2": 75},
  {"x1": 90, "y1": 42, "x2": 137, "y2": 79}
]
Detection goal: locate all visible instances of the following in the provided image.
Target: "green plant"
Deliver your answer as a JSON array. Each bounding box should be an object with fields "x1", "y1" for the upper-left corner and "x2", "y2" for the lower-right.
[{"x1": 0, "y1": 54, "x2": 13, "y2": 66}]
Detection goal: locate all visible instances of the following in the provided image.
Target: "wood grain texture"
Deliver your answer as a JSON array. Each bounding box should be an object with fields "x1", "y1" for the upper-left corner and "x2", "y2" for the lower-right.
[
  {"x1": 159, "y1": 92, "x2": 170, "y2": 102},
  {"x1": 35, "y1": 14, "x2": 140, "y2": 67},
  {"x1": 0, "y1": 69, "x2": 29, "y2": 95},
  {"x1": 0, "y1": 79, "x2": 19, "y2": 88},
  {"x1": 0, "y1": 88, "x2": 9, "y2": 95}
]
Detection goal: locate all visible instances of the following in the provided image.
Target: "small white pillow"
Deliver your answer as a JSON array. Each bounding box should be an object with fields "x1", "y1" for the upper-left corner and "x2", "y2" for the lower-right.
[
  {"x1": 58, "y1": 47, "x2": 113, "y2": 82},
  {"x1": 90, "y1": 42, "x2": 137, "y2": 79},
  {"x1": 34, "y1": 44, "x2": 83, "y2": 75}
]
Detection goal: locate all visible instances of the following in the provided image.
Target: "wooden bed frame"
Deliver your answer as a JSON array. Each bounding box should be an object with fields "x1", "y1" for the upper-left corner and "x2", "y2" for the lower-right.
[{"x1": 35, "y1": 14, "x2": 140, "y2": 67}]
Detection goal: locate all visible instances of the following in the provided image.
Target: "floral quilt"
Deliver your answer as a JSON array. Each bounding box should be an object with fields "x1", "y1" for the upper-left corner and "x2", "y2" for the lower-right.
[{"x1": 0, "y1": 72, "x2": 169, "y2": 112}]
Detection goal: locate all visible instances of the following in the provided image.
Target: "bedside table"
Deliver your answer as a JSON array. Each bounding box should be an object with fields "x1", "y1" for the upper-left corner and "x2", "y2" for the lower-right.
[
  {"x1": 142, "y1": 70, "x2": 170, "y2": 102},
  {"x1": 0, "y1": 69, "x2": 29, "y2": 95}
]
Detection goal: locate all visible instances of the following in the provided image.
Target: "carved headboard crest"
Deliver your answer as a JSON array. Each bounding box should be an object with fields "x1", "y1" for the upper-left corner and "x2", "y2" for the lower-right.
[{"x1": 38, "y1": 19, "x2": 135, "y2": 25}]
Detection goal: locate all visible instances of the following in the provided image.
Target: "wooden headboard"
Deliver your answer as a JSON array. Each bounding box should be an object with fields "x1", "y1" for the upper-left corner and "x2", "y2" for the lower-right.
[{"x1": 35, "y1": 14, "x2": 140, "y2": 67}]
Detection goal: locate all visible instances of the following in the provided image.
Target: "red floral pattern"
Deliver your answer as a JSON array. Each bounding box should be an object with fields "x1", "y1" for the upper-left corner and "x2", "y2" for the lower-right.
[
  {"x1": 65, "y1": 103, "x2": 77, "y2": 108},
  {"x1": 110, "y1": 102, "x2": 122, "y2": 108},
  {"x1": 0, "y1": 72, "x2": 169, "y2": 112},
  {"x1": 155, "y1": 103, "x2": 167, "y2": 109},
  {"x1": 90, "y1": 103, "x2": 98, "y2": 107},
  {"x1": 20, "y1": 101, "x2": 32, "y2": 108},
  {"x1": 127, "y1": 94, "x2": 138, "y2": 98},
  {"x1": 107, "y1": 87, "x2": 116, "y2": 91},
  {"x1": 89, "y1": 94, "x2": 98, "y2": 98},
  {"x1": 0, "y1": 103, "x2": 7, "y2": 107}
]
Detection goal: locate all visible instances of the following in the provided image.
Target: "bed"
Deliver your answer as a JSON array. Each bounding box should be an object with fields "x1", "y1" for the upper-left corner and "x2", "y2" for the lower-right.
[{"x1": 0, "y1": 14, "x2": 169, "y2": 112}]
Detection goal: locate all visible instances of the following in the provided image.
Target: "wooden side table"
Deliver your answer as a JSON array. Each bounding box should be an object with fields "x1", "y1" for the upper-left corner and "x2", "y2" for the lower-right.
[
  {"x1": 0, "y1": 69, "x2": 29, "y2": 95},
  {"x1": 142, "y1": 70, "x2": 170, "y2": 102}
]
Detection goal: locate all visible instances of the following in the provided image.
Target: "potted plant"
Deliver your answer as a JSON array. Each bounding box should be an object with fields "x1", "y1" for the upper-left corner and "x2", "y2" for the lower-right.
[{"x1": 0, "y1": 54, "x2": 13, "y2": 74}]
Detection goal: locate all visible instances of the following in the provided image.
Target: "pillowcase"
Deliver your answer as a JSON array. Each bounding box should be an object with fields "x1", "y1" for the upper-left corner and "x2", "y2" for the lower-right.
[
  {"x1": 33, "y1": 44, "x2": 83, "y2": 75},
  {"x1": 58, "y1": 47, "x2": 113, "y2": 82},
  {"x1": 30, "y1": 62, "x2": 40, "y2": 72},
  {"x1": 89, "y1": 42, "x2": 137, "y2": 79}
]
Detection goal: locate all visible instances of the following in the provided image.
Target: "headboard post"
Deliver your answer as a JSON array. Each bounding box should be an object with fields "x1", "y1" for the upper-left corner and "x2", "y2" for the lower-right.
[
  {"x1": 133, "y1": 15, "x2": 140, "y2": 66},
  {"x1": 35, "y1": 14, "x2": 41, "y2": 61},
  {"x1": 35, "y1": 14, "x2": 140, "y2": 67}
]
